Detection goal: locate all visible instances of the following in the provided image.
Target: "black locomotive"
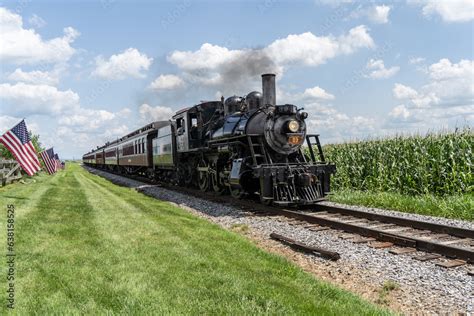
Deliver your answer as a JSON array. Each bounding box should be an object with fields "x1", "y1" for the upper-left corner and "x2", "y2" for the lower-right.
[{"x1": 83, "y1": 74, "x2": 336, "y2": 206}]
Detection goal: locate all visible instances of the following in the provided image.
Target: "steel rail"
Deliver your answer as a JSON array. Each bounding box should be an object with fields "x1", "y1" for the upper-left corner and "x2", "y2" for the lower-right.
[
  {"x1": 268, "y1": 208, "x2": 474, "y2": 263},
  {"x1": 313, "y1": 204, "x2": 474, "y2": 239}
]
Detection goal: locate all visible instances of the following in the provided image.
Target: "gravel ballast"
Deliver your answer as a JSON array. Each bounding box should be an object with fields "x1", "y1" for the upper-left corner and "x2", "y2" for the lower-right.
[{"x1": 85, "y1": 167, "x2": 474, "y2": 314}]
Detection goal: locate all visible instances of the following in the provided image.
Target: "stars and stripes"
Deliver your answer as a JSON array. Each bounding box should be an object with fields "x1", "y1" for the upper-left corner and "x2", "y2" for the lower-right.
[
  {"x1": 54, "y1": 153, "x2": 63, "y2": 170},
  {"x1": 0, "y1": 120, "x2": 41, "y2": 176},
  {"x1": 40, "y1": 148, "x2": 57, "y2": 175}
]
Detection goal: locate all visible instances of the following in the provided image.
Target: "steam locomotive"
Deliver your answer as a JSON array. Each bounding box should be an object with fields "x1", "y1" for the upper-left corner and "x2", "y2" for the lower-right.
[{"x1": 83, "y1": 74, "x2": 335, "y2": 206}]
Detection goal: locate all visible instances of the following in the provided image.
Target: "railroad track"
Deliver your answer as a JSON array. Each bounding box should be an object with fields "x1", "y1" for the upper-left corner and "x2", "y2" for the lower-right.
[
  {"x1": 264, "y1": 207, "x2": 473, "y2": 267},
  {"x1": 85, "y1": 166, "x2": 474, "y2": 269}
]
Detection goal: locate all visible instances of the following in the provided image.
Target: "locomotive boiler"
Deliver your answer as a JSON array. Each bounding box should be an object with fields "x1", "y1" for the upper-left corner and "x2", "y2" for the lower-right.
[{"x1": 83, "y1": 74, "x2": 335, "y2": 206}]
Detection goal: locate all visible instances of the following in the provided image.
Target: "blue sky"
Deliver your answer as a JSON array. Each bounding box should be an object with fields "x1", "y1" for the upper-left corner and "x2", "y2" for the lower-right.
[{"x1": 0, "y1": 0, "x2": 473, "y2": 158}]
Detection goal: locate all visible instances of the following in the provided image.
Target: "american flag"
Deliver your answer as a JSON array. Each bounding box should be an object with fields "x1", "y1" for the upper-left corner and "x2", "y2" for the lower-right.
[
  {"x1": 40, "y1": 148, "x2": 57, "y2": 175},
  {"x1": 0, "y1": 120, "x2": 41, "y2": 176},
  {"x1": 54, "y1": 153, "x2": 63, "y2": 170}
]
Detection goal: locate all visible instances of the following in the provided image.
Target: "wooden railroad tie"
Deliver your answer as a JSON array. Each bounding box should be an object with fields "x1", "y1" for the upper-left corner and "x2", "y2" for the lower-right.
[
  {"x1": 435, "y1": 259, "x2": 466, "y2": 268},
  {"x1": 389, "y1": 247, "x2": 417, "y2": 255},
  {"x1": 368, "y1": 241, "x2": 394, "y2": 249},
  {"x1": 413, "y1": 253, "x2": 442, "y2": 262},
  {"x1": 270, "y1": 232, "x2": 340, "y2": 261}
]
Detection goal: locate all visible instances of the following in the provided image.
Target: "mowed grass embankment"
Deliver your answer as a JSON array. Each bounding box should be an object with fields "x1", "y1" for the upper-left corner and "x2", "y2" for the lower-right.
[{"x1": 0, "y1": 163, "x2": 389, "y2": 315}]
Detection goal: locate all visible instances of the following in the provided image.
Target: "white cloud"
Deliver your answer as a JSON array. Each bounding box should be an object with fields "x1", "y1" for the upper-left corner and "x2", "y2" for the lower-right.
[
  {"x1": 420, "y1": 59, "x2": 474, "y2": 107},
  {"x1": 168, "y1": 26, "x2": 374, "y2": 70},
  {"x1": 304, "y1": 103, "x2": 376, "y2": 142},
  {"x1": 0, "y1": 82, "x2": 80, "y2": 115},
  {"x1": 349, "y1": 5, "x2": 391, "y2": 24},
  {"x1": 59, "y1": 108, "x2": 116, "y2": 130},
  {"x1": 92, "y1": 48, "x2": 153, "y2": 80},
  {"x1": 389, "y1": 104, "x2": 411, "y2": 120},
  {"x1": 392, "y1": 58, "x2": 473, "y2": 114},
  {"x1": 409, "y1": 57, "x2": 425, "y2": 64},
  {"x1": 0, "y1": 80, "x2": 134, "y2": 156},
  {"x1": 409, "y1": 0, "x2": 474, "y2": 22},
  {"x1": 7, "y1": 68, "x2": 59, "y2": 85},
  {"x1": 277, "y1": 85, "x2": 375, "y2": 142},
  {"x1": 302, "y1": 86, "x2": 335, "y2": 100},
  {"x1": 0, "y1": 7, "x2": 79, "y2": 64},
  {"x1": 55, "y1": 105, "x2": 132, "y2": 152},
  {"x1": 28, "y1": 14, "x2": 46, "y2": 28},
  {"x1": 0, "y1": 115, "x2": 23, "y2": 134},
  {"x1": 428, "y1": 58, "x2": 473, "y2": 80},
  {"x1": 367, "y1": 5, "x2": 391, "y2": 24},
  {"x1": 166, "y1": 26, "x2": 374, "y2": 95},
  {"x1": 266, "y1": 25, "x2": 374, "y2": 66},
  {"x1": 316, "y1": 0, "x2": 353, "y2": 6},
  {"x1": 393, "y1": 83, "x2": 419, "y2": 99},
  {"x1": 45, "y1": 105, "x2": 132, "y2": 156},
  {"x1": 366, "y1": 59, "x2": 400, "y2": 79},
  {"x1": 138, "y1": 104, "x2": 174, "y2": 122},
  {"x1": 386, "y1": 104, "x2": 473, "y2": 129},
  {"x1": 149, "y1": 74, "x2": 185, "y2": 90},
  {"x1": 168, "y1": 43, "x2": 242, "y2": 71},
  {"x1": 393, "y1": 83, "x2": 439, "y2": 108}
]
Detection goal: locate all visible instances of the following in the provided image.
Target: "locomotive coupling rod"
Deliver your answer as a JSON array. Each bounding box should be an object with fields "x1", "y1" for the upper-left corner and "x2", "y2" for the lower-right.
[{"x1": 270, "y1": 232, "x2": 340, "y2": 261}]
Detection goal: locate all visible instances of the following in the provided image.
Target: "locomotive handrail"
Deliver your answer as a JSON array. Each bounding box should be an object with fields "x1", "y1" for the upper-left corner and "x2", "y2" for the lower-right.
[{"x1": 306, "y1": 134, "x2": 325, "y2": 163}]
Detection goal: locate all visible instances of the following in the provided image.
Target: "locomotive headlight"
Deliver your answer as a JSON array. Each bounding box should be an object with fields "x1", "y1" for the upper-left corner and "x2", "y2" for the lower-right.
[{"x1": 287, "y1": 120, "x2": 300, "y2": 132}]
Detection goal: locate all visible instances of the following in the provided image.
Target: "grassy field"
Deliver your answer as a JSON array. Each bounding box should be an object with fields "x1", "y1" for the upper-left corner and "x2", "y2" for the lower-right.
[
  {"x1": 330, "y1": 190, "x2": 473, "y2": 221},
  {"x1": 0, "y1": 163, "x2": 389, "y2": 315},
  {"x1": 324, "y1": 128, "x2": 473, "y2": 220}
]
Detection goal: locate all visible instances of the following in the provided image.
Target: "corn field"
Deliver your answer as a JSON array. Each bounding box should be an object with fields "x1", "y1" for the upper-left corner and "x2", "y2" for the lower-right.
[{"x1": 322, "y1": 128, "x2": 473, "y2": 196}]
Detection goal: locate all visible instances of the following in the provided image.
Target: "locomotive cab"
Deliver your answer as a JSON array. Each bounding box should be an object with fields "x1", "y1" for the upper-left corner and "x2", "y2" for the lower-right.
[{"x1": 173, "y1": 101, "x2": 223, "y2": 152}]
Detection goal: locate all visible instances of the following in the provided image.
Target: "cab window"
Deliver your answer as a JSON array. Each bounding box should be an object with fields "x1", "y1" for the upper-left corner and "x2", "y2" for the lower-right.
[{"x1": 176, "y1": 117, "x2": 185, "y2": 135}]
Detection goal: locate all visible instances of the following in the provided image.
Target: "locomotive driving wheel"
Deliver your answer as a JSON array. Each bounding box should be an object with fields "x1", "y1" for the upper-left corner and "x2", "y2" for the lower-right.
[
  {"x1": 177, "y1": 162, "x2": 193, "y2": 186},
  {"x1": 211, "y1": 165, "x2": 227, "y2": 194},
  {"x1": 197, "y1": 160, "x2": 210, "y2": 192}
]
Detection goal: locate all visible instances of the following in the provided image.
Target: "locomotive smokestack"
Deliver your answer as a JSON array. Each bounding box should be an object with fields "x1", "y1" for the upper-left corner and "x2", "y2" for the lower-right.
[{"x1": 262, "y1": 73, "x2": 276, "y2": 106}]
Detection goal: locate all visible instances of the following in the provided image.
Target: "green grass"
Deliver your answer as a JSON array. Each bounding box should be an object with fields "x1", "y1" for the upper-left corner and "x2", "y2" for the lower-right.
[
  {"x1": 0, "y1": 163, "x2": 389, "y2": 315},
  {"x1": 376, "y1": 281, "x2": 399, "y2": 306},
  {"x1": 330, "y1": 190, "x2": 473, "y2": 221}
]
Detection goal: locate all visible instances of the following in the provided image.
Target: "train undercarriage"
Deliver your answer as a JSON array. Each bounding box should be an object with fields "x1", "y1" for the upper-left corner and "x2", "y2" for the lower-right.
[{"x1": 90, "y1": 134, "x2": 334, "y2": 207}]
